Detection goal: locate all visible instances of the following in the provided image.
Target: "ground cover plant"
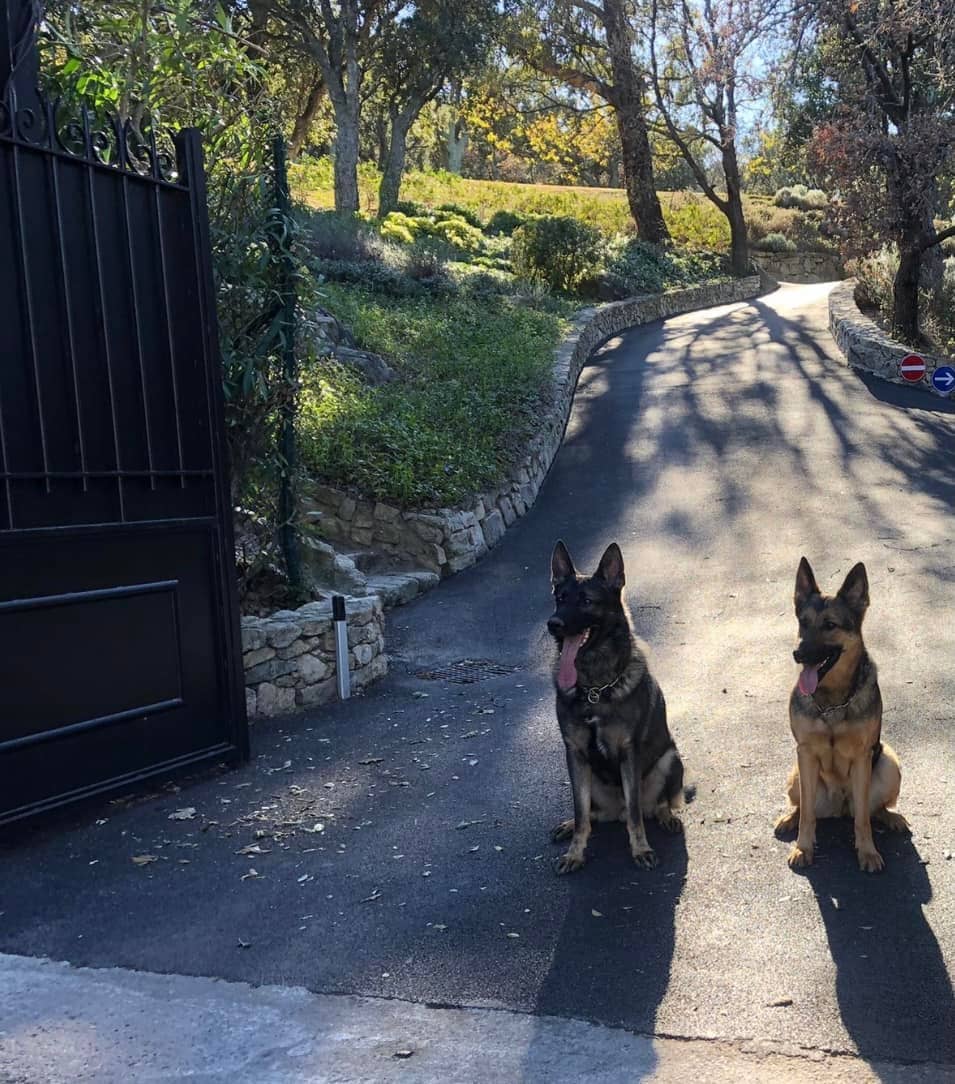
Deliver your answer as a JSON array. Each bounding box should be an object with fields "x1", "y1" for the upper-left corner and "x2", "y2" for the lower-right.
[{"x1": 298, "y1": 284, "x2": 572, "y2": 507}]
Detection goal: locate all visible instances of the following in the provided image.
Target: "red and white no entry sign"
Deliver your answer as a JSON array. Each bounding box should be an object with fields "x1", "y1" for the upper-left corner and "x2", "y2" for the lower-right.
[{"x1": 899, "y1": 354, "x2": 926, "y2": 382}]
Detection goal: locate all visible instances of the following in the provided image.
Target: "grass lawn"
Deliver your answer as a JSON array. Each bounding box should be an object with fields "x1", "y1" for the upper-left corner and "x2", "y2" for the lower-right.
[{"x1": 299, "y1": 285, "x2": 574, "y2": 508}]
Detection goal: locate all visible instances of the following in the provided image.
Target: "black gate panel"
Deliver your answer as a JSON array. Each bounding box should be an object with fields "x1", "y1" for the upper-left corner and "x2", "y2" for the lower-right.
[{"x1": 0, "y1": 77, "x2": 247, "y2": 823}]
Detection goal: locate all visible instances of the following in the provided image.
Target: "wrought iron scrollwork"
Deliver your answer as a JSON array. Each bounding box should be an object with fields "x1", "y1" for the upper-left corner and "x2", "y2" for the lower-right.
[{"x1": 0, "y1": 84, "x2": 180, "y2": 185}]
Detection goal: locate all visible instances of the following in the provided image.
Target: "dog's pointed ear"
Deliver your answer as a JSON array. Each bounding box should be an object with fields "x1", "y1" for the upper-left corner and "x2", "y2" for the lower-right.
[
  {"x1": 838, "y1": 562, "x2": 869, "y2": 616},
  {"x1": 551, "y1": 540, "x2": 576, "y2": 584},
  {"x1": 794, "y1": 557, "x2": 819, "y2": 613},
  {"x1": 595, "y1": 543, "x2": 625, "y2": 589}
]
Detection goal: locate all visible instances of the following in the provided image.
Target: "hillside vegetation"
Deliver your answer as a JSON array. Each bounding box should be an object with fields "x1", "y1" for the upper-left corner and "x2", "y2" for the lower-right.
[{"x1": 292, "y1": 158, "x2": 833, "y2": 254}]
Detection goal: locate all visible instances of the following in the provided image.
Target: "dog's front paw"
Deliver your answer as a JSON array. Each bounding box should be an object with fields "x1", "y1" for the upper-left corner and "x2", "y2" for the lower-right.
[
  {"x1": 857, "y1": 847, "x2": 885, "y2": 874},
  {"x1": 551, "y1": 819, "x2": 574, "y2": 843},
  {"x1": 787, "y1": 844, "x2": 813, "y2": 869},
  {"x1": 631, "y1": 846, "x2": 658, "y2": 869},
  {"x1": 556, "y1": 849, "x2": 586, "y2": 875},
  {"x1": 774, "y1": 809, "x2": 799, "y2": 836}
]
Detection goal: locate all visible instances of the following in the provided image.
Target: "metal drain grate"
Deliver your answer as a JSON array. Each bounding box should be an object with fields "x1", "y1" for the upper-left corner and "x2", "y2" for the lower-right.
[{"x1": 415, "y1": 658, "x2": 520, "y2": 684}]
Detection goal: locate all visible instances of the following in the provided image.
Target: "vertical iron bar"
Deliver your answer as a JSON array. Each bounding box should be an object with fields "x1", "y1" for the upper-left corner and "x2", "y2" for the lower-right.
[
  {"x1": 85, "y1": 158, "x2": 126, "y2": 522},
  {"x1": 9, "y1": 141, "x2": 51, "y2": 491},
  {"x1": 272, "y1": 135, "x2": 303, "y2": 596},
  {"x1": 48, "y1": 151, "x2": 88, "y2": 490},
  {"x1": 152, "y1": 182, "x2": 185, "y2": 487},
  {"x1": 119, "y1": 173, "x2": 156, "y2": 489},
  {"x1": 176, "y1": 127, "x2": 248, "y2": 753}
]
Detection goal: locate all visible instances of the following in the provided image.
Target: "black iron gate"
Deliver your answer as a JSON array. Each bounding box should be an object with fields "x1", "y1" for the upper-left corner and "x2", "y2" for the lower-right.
[{"x1": 0, "y1": 5, "x2": 248, "y2": 824}]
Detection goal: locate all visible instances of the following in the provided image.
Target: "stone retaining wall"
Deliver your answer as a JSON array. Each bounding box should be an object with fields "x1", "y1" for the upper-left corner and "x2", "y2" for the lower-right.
[
  {"x1": 828, "y1": 280, "x2": 952, "y2": 398},
  {"x1": 751, "y1": 249, "x2": 843, "y2": 284},
  {"x1": 241, "y1": 596, "x2": 386, "y2": 719},
  {"x1": 308, "y1": 275, "x2": 762, "y2": 576}
]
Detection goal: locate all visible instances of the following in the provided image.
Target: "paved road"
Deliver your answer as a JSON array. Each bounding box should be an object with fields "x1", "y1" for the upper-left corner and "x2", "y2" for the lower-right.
[{"x1": 3, "y1": 283, "x2": 955, "y2": 1079}]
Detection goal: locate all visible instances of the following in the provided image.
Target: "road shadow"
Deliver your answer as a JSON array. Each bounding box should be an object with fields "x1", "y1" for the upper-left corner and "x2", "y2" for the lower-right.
[
  {"x1": 852, "y1": 369, "x2": 955, "y2": 416},
  {"x1": 798, "y1": 821, "x2": 955, "y2": 1070},
  {"x1": 523, "y1": 818, "x2": 688, "y2": 1081}
]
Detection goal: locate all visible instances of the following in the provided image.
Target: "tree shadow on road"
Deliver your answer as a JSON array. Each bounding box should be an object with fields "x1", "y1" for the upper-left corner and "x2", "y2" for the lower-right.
[
  {"x1": 522, "y1": 820, "x2": 688, "y2": 1082},
  {"x1": 799, "y1": 822, "x2": 955, "y2": 1072}
]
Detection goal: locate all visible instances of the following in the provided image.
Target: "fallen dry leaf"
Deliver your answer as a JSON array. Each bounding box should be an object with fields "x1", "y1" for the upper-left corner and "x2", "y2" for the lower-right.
[
  {"x1": 591, "y1": 909, "x2": 603, "y2": 918},
  {"x1": 131, "y1": 854, "x2": 158, "y2": 866},
  {"x1": 237, "y1": 844, "x2": 271, "y2": 857},
  {"x1": 168, "y1": 807, "x2": 197, "y2": 821},
  {"x1": 241, "y1": 868, "x2": 262, "y2": 881}
]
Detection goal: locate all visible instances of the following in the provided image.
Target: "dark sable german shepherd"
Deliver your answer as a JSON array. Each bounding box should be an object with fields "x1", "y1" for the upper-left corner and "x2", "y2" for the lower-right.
[
  {"x1": 547, "y1": 540, "x2": 685, "y2": 874},
  {"x1": 775, "y1": 557, "x2": 909, "y2": 873}
]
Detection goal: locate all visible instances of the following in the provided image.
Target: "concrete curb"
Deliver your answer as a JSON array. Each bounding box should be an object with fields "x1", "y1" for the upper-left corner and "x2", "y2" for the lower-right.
[
  {"x1": 2, "y1": 952, "x2": 944, "y2": 1083},
  {"x1": 828, "y1": 280, "x2": 954, "y2": 398}
]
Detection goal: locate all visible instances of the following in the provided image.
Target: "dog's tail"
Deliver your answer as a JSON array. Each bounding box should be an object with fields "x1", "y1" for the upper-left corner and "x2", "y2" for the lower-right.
[{"x1": 663, "y1": 747, "x2": 695, "y2": 808}]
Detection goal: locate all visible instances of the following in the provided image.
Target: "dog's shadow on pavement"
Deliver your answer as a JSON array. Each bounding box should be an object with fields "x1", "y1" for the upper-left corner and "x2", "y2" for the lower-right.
[
  {"x1": 523, "y1": 822, "x2": 688, "y2": 1081},
  {"x1": 801, "y1": 824, "x2": 955, "y2": 1072}
]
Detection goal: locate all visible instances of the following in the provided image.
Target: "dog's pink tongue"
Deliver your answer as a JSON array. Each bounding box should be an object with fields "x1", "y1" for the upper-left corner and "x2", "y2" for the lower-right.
[
  {"x1": 558, "y1": 634, "x2": 586, "y2": 690},
  {"x1": 798, "y1": 665, "x2": 820, "y2": 696}
]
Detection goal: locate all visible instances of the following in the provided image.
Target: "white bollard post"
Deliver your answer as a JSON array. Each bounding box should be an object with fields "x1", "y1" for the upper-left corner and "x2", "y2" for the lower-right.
[{"x1": 333, "y1": 595, "x2": 351, "y2": 700}]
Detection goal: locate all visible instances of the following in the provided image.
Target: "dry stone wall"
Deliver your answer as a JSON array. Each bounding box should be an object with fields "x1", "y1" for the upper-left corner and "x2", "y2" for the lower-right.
[
  {"x1": 829, "y1": 281, "x2": 952, "y2": 398},
  {"x1": 307, "y1": 276, "x2": 762, "y2": 577},
  {"x1": 241, "y1": 596, "x2": 386, "y2": 720},
  {"x1": 751, "y1": 250, "x2": 843, "y2": 284}
]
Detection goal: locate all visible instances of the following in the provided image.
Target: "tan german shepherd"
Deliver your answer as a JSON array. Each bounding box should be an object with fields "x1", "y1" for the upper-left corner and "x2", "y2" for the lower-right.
[{"x1": 775, "y1": 557, "x2": 909, "y2": 872}]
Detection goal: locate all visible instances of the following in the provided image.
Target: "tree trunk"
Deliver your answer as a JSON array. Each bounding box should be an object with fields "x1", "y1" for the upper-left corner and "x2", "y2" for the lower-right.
[
  {"x1": 892, "y1": 244, "x2": 921, "y2": 343},
  {"x1": 721, "y1": 136, "x2": 749, "y2": 276},
  {"x1": 289, "y1": 78, "x2": 326, "y2": 161},
  {"x1": 447, "y1": 117, "x2": 468, "y2": 174},
  {"x1": 727, "y1": 196, "x2": 749, "y2": 277},
  {"x1": 378, "y1": 108, "x2": 414, "y2": 216},
  {"x1": 331, "y1": 91, "x2": 361, "y2": 214},
  {"x1": 603, "y1": 0, "x2": 669, "y2": 243}
]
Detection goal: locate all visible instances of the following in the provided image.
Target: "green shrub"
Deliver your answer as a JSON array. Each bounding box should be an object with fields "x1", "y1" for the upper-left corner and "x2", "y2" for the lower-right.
[
  {"x1": 774, "y1": 185, "x2": 828, "y2": 211},
  {"x1": 438, "y1": 202, "x2": 484, "y2": 229},
  {"x1": 600, "y1": 239, "x2": 730, "y2": 298},
  {"x1": 486, "y1": 209, "x2": 527, "y2": 236},
  {"x1": 379, "y1": 211, "x2": 417, "y2": 245},
  {"x1": 314, "y1": 257, "x2": 449, "y2": 298},
  {"x1": 394, "y1": 199, "x2": 427, "y2": 217},
  {"x1": 753, "y1": 232, "x2": 798, "y2": 253},
  {"x1": 431, "y1": 214, "x2": 485, "y2": 253},
  {"x1": 404, "y1": 238, "x2": 453, "y2": 283},
  {"x1": 511, "y1": 215, "x2": 602, "y2": 292},
  {"x1": 307, "y1": 210, "x2": 382, "y2": 261}
]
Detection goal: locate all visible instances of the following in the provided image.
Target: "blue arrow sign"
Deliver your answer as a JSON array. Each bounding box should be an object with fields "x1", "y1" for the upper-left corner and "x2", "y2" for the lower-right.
[{"x1": 932, "y1": 366, "x2": 955, "y2": 394}]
